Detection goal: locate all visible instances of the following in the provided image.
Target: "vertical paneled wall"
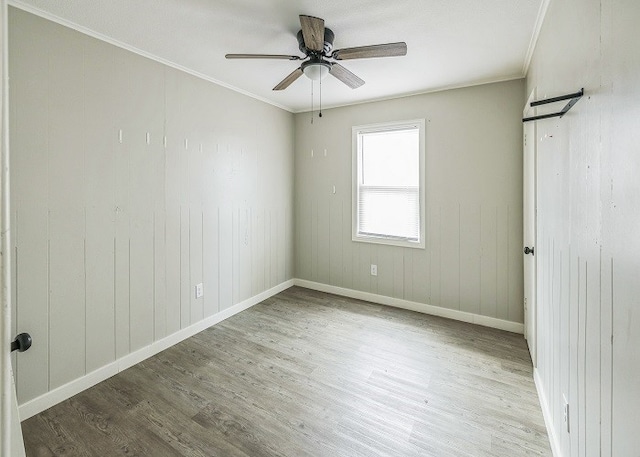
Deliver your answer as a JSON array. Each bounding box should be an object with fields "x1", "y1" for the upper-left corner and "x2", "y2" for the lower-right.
[
  {"x1": 294, "y1": 80, "x2": 525, "y2": 325},
  {"x1": 9, "y1": 8, "x2": 294, "y2": 405},
  {"x1": 526, "y1": 0, "x2": 640, "y2": 455}
]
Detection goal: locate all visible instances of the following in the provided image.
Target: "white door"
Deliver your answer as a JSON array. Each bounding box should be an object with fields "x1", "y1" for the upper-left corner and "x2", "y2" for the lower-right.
[
  {"x1": 523, "y1": 89, "x2": 537, "y2": 366},
  {"x1": 2, "y1": 0, "x2": 27, "y2": 454}
]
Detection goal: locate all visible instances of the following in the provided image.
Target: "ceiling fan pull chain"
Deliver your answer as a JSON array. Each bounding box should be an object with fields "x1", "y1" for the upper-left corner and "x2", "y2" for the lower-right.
[
  {"x1": 311, "y1": 80, "x2": 314, "y2": 124},
  {"x1": 319, "y1": 77, "x2": 323, "y2": 118}
]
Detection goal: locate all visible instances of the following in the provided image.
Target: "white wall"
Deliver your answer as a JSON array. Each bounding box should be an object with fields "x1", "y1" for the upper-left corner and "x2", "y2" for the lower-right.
[
  {"x1": 526, "y1": 0, "x2": 640, "y2": 455},
  {"x1": 9, "y1": 7, "x2": 294, "y2": 410},
  {"x1": 294, "y1": 80, "x2": 525, "y2": 328}
]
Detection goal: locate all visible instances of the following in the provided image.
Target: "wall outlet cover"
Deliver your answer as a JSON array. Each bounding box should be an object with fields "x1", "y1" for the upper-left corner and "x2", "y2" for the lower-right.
[
  {"x1": 371, "y1": 264, "x2": 378, "y2": 276},
  {"x1": 195, "y1": 283, "x2": 204, "y2": 299}
]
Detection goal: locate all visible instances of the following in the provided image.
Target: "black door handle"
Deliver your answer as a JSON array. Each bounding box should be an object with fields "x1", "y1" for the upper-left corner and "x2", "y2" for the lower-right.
[
  {"x1": 11, "y1": 333, "x2": 32, "y2": 353},
  {"x1": 524, "y1": 246, "x2": 535, "y2": 256}
]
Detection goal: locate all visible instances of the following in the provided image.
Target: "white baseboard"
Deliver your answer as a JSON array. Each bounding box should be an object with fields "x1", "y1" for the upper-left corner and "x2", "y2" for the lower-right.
[
  {"x1": 18, "y1": 279, "x2": 295, "y2": 421},
  {"x1": 293, "y1": 281, "x2": 560, "y2": 452},
  {"x1": 534, "y1": 368, "x2": 563, "y2": 457},
  {"x1": 293, "y1": 279, "x2": 524, "y2": 334},
  {"x1": 19, "y1": 278, "x2": 522, "y2": 420}
]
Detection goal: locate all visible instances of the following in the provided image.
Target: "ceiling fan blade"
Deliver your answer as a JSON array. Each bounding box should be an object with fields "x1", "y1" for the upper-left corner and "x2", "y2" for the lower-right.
[
  {"x1": 299, "y1": 15, "x2": 325, "y2": 52},
  {"x1": 226, "y1": 54, "x2": 301, "y2": 60},
  {"x1": 273, "y1": 67, "x2": 304, "y2": 90},
  {"x1": 329, "y1": 63, "x2": 364, "y2": 89},
  {"x1": 332, "y1": 42, "x2": 407, "y2": 60}
]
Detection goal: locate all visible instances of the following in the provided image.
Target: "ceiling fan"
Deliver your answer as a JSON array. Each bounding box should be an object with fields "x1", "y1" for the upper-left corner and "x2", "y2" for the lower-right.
[{"x1": 225, "y1": 15, "x2": 407, "y2": 91}]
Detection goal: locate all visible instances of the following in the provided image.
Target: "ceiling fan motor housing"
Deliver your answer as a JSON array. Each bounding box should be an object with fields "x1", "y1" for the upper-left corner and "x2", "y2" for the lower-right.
[{"x1": 297, "y1": 27, "x2": 335, "y2": 56}]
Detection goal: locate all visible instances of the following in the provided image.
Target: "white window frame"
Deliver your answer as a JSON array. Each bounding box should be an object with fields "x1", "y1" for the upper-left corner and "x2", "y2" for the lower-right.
[{"x1": 352, "y1": 119, "x2": 426, "y2": 249}]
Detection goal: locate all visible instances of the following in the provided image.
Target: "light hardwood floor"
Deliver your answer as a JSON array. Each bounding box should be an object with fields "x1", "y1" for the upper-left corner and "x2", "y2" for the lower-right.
[{"x1": 22, "y1": 286, "x2": 551, "y2": 456}]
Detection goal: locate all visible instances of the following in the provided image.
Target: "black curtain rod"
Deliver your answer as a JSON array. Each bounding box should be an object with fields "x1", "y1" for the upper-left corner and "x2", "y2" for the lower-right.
[{"x1": 522, "y1": 88, "x2": 584, "y2": 122}]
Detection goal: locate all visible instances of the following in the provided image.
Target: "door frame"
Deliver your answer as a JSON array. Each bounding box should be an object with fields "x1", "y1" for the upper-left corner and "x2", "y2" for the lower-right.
[{"x1": 523, "y1": 88, "x2": 538, "y2": 367}]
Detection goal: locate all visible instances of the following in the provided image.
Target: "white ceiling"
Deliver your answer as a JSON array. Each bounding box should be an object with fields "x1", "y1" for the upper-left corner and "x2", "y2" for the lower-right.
[{"x1": 11, "y1": 0, "x2": 544, "y2": 112}]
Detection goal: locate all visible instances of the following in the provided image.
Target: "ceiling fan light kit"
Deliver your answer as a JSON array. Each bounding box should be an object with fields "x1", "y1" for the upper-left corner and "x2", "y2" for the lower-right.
[
  {"x1": 301, "y1": 59, "x2": 331, "y2": 81},
  {"x1": 225, "y1": 14, "x2": 407, "y2": 91}
]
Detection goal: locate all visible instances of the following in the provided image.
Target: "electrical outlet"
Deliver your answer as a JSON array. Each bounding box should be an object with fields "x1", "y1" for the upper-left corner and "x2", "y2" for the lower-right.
[
  {"x1": 370, "y1": 264, "x2": 378, "y2": 276},
  {"x1": 563, "y1": 394, "x2": 570, "y2": 433},
  {"x1": 195, "y1": 283, "x2": 204, "y2": 299}
]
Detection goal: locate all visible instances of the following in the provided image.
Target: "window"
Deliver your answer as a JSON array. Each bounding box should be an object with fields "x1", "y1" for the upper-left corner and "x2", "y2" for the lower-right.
[{"x1": 352, "y1": 119, "x2": 425, "y2": 248}]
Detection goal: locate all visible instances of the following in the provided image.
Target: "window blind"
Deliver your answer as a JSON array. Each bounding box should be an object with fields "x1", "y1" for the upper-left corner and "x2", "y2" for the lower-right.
[{"x1": 357, "y1": 185, "x2": 420, "y2": 241}]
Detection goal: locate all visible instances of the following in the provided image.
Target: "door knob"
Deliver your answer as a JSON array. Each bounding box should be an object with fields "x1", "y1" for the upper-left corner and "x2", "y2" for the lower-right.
[
  {"x1": 524, "y1": 246, "x2": 535, "y2": 256},
  {"x1": 11, "y1": 333, "x2": 32, "y2": 353}
]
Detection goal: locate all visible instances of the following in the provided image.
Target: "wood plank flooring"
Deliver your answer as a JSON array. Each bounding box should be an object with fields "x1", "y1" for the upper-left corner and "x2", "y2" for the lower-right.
[{"x1": 21, "y1": 286, "x2": 551, "y2": 456}]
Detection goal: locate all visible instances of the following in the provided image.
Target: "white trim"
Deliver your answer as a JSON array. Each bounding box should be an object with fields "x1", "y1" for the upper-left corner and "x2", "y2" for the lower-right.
[
  {"x1": 18, "y1": 279, "x2": 295, "y2": 421},
  {"x1": 534, "y1": 368, "x2": 563, "y2": 457},
  {"x1": 7, "y1": 0, "x2": 292, "y2": 113},
  {"x1": 8, "y1": 1, "x2": 524, "y2": 116},
  {"x1": 294, "y1": 279, "x2": 524, "y2": 334},
  {"x1": 298, "y1": 74, "x2": 525, "y2": 114},
  {"x1": 18, "y1": 277, "x2": 526, "y2": 420},
  {"x1": 524, "y1": 87, "x2": 538, "y2": 117},
  {"x1": 522, "y1": 0, "x2": 552, "y2": 76}
]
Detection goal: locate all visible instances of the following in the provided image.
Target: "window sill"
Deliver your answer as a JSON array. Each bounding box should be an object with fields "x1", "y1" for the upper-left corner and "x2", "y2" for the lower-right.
[{"x1": 352, "y1": 234, "x2": 425, "y2": 249}]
